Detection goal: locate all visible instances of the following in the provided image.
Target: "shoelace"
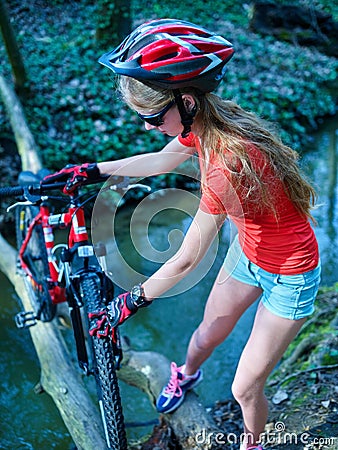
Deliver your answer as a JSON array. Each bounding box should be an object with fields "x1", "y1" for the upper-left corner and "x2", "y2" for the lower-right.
[{"x1": 164, "y1": 362, "x2": 183, "y2": 398}]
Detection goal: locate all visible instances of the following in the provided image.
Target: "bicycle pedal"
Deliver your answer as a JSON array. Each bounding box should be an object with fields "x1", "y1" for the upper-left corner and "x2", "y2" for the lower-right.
[{"x1": 15, "y1": 311, "x2": 37, "y2": 329}]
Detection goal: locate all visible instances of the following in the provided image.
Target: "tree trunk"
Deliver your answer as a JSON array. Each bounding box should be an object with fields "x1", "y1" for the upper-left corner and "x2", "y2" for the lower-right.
[
  {"x1": 0, "y1": 0, "x2": 27, "y2": 91},
  {"x1": 118, "y1": 345, "x2": 221, "y2": 449},
  {"x1": 0, "y1": 74, "x2": 41, "y2": 172}
]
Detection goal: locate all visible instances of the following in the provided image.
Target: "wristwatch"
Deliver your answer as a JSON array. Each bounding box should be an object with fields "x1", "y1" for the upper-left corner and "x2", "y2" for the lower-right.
[{"x1": 130, "y1": 284, "x2": 151, "y2": 308}]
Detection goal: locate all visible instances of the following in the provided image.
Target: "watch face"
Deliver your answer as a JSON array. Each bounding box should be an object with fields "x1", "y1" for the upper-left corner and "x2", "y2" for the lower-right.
[
  {"x1": 131, "y1": 285, "x2": 142, "y2": 299},
  {"x1": 130, "y1": 284, "x2": 149, "y2": 307}
]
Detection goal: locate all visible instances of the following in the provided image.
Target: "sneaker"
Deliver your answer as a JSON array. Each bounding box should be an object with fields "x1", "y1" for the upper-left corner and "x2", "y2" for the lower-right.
[{"x1": 156, "y1": 362, "x2": 203, "y2": 413}]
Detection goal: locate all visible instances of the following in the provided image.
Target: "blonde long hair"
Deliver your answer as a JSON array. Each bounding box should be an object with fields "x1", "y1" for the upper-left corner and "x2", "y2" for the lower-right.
[{"x1": 118, "y1": 76, "x2": 317, "y2": 222}]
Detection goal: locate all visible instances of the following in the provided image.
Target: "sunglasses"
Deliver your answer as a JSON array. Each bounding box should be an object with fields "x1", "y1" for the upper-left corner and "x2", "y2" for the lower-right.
[{"x1": 137, "y1": 99, "x2": 176, "y2": 127}]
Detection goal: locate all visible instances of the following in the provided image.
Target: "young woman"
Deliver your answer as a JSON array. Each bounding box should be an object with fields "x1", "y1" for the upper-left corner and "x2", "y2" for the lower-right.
[{"x1": 46, "y1": 19, "x2": 321, "y2": 450}]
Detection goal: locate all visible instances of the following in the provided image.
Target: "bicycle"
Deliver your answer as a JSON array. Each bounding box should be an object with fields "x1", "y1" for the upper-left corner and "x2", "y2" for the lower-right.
[{"x1": 0, "y1": 170, "x2": 151, "y2": 450}]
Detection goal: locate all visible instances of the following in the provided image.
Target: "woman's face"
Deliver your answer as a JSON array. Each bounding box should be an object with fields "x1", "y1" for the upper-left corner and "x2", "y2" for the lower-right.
[
  {"x1": 135, "y1": 94, "x2": 196, "y2": 137},
  {"x1": 137, "y1": 103, "x2": 183, "y2": 136}
]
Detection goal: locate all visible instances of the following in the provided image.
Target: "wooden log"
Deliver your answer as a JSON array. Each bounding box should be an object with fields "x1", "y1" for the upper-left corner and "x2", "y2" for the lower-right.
[{"x1": 118, "y1": 344, "x2": 222, "y2": 449}]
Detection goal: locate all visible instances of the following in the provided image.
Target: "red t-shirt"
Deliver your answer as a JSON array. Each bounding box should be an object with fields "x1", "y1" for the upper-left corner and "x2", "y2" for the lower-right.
[{"x1": 179, "y1": 133, "x2": 319, "y2": 275}]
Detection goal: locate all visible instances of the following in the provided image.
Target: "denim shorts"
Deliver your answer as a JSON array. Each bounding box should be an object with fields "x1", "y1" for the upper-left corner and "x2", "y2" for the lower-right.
[{"x1": 223, "y1": 235, "x2": 321, "y2": 320}]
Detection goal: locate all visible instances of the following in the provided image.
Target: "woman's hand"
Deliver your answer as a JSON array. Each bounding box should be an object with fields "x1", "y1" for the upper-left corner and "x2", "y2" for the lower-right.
[{"x1": 42, "y1": 163, "x2": 101, "y2": 193}]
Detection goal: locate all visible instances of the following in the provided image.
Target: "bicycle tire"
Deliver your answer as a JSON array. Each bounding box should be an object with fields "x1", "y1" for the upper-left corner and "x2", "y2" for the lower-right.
[
  {"x1": 15, "y1": 205, "x2": 56, "y2": 322},
  {"x1": 80, "y1": 271, "x2": 127, "y2": 450}
]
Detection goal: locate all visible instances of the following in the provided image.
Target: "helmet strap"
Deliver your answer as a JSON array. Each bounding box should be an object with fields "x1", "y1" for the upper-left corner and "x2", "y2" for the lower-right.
[{"x1": 173, "y1": 89, "x2": 196, "y2": 138}]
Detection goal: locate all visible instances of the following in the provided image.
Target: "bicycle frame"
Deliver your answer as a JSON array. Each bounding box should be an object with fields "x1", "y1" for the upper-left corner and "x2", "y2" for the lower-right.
[
  {"x1": 17, "y1": 190, "x2": 109, "y2": 373},
  {"x1": 18, "y1": 196, "x2": 93, "y2": 301},
  {"x1": 18, "y1": 204, "x2": 66, "y2": 305}
]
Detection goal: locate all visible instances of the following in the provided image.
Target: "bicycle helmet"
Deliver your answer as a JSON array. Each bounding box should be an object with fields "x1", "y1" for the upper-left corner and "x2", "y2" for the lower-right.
[{"x1": 98, "y1": 18, "x2": 234, "y2": 92}]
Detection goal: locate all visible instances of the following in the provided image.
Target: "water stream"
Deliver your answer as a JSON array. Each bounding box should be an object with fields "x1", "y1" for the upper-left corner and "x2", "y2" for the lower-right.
[{"x1": 0, "y1": 116, "x2": 337, "y2": 448}]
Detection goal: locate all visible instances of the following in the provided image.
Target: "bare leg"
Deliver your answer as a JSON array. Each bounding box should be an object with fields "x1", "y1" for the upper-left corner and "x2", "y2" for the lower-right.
[
  {"x1": 232, "y1": 302, "x2": 306, "y2": 448},
  {"x1": 184, "y1": 268, "x2": 262, "y2": 375}
]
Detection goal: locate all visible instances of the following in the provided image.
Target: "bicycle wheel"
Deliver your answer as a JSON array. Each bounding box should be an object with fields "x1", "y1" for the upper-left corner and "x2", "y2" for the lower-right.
[
  {"x1": 80, "y1": 271, "x2": 127, "y2": 450},
  {"x1": 15, "y1": 205, "x2": 56, "y2": 322}
]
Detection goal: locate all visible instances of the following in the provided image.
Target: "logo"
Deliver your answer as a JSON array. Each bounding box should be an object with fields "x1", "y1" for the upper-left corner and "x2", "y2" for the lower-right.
[
  {"x1": 91, "y1": 155, "x2": 242, "y2": 296},
  {"x1": 194, "y1": 421, "x2": 337, "y2": 447}
]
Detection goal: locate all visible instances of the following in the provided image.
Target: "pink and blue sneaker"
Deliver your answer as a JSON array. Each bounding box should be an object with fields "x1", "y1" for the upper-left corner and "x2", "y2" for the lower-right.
[{"x1": 156, "y1": 362, "x2": 203, "y2": 413}]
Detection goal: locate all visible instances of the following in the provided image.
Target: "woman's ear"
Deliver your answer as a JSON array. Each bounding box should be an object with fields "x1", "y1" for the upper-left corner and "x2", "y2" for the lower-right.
[{"x1": 182, "y1": 94, "x2": 196, "y2": 113}]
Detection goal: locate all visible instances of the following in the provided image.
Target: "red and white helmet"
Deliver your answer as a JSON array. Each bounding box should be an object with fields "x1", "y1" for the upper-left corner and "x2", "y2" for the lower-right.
[{"x1": 99, "y1": 19, "x2": 234, "y2": 92}]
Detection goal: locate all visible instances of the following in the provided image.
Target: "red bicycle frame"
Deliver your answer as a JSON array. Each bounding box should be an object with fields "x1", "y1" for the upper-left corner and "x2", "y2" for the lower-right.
[{"x1": 18, "y1": 199, "x2": 91, "y2": 306}]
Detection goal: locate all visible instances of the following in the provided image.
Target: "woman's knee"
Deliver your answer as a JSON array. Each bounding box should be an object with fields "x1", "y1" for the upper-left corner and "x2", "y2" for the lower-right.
[
  {"x1": 231, "y1": 371, "x2": 264, "y2": 405},
  {"x1": 193, "y1": 326, "x2": 221, "y2": 352},
  {"x1": 231, "y1": 376, "x2": 249, "y2": 404}
]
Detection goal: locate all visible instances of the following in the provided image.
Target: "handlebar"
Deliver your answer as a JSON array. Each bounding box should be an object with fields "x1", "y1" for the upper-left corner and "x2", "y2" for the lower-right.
[
  {"x1": 0, "y1": 176, "x2": 151, "y2": 203},
  {"x1": 0, "y1": 182, "x2": 69, "y2": 199},
  {"x1": 0, "y1": 185, "x2": 27, "y2": 197}
]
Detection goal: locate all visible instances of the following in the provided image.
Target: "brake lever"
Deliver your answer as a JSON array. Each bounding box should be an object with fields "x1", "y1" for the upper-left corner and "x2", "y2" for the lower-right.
[
  {"x1": 7, "y1": 200, "x2": 33, "y2": 213},
  {"x1": 124, "y1": 183, "x2": 152, "y2": 193},
  {"x1": 108, "y1": 176, "x2": 151, "y2": 193},
  {"x1": 6, "y1": 186, "x2": 46, "y2": 212}
]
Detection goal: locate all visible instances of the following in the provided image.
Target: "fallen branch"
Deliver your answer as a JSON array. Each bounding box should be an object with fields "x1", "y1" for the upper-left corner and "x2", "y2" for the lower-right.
[
  {"x1": 275, "y1": 363, "x2": 338, "y2": 390},
  {"x1": 300, "y1": 305, "x2": 337, "y2": 335},
  {"x1": 275, "y1": 333, "x2": 317, "y2": 369}
]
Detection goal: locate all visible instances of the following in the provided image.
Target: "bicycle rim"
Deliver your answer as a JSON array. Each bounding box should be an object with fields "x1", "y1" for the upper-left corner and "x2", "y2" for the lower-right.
[
  {"x1": 80, "y1": 272, "x2": 127, "y2": 450},
  {"x1": 15, "y1": 205, "x2": 56, "y2": 322}
]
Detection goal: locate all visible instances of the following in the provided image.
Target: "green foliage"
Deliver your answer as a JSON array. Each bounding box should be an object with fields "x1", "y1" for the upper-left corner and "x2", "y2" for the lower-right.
[
  {"x1": 96, "y1": 0, "x2": 132, "y2": 46},
  {"x1": 278, "y1": 0, "x2": 338, "y2": 21},
  {"x1": 281, "y1": 288, "x2": 338, "y2": 368},
  {"x1": 133, "y1": 0, "x2": 251, "y2": 28},
  {"x1": 220, "y1": 29, "x2": 337, "y2": 147},
  {"x1": 0, "y1": 0, "x2": 337, "y2": 172}
]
